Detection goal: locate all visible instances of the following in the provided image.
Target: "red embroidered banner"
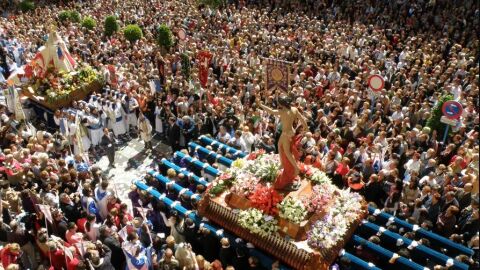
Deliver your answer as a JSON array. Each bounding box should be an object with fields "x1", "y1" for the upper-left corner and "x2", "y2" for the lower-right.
[{"x1": 197, "y1": 50, "x2": 212, "y2": 88}]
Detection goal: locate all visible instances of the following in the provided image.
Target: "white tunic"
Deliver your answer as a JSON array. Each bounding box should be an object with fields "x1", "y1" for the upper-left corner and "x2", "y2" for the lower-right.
[
  {"x1": 125, "y1": 98, "x2": 139, "y2": 127},
  {"x1": 111, "y1": 105, "x2": 126, "y2": 136},
  {"x1": 87, "y1": 116, "x2": 103, "y2": 146}
]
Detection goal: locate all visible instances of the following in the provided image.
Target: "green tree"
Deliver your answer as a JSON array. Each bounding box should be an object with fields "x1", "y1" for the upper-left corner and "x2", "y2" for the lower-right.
[
  {"x1": 426, "y1": 94, "x2": 454, "y2": 135},
  {"x1": 104, "y1": 15, "x2": 119, "y2": 36},
  {"x1": 199, "y1": 0, "x2": 225, "y2": 8},
  {"x1": 58, "y1": 10, "x2": 82, "y2": 23},
  {"x1": 123, "y1": 24, "x2": 143, "y2": 43},
  {"x1": 69, "y1": 10, "x2": 81, "y2": 23},
  {"x1": 81, "y1": 17, "x2": 97, "y2": 30},
  {"x1": 19, "y1": 0, "x2": 35, "y2": 12},
  {"x1": 58, "y1": 11, "x2": 71, "y2": 22},
  {"x1": 156, "y1": 24, "x2": 174, "y2": 53}
]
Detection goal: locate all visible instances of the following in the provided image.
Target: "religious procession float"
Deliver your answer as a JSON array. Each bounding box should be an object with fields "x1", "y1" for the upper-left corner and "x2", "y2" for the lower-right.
[
  {"x1": 8, "y1": 27, "x2": 102, "y2": 111},
  {"x1": 198, "y1": 150, "x2": 367, "y2": 270}
]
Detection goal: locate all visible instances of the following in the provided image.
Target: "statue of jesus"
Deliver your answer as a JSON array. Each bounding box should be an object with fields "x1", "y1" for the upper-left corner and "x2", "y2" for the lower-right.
[{"x1": 257, "y1": 95, "x2": 308, "y2": 191}]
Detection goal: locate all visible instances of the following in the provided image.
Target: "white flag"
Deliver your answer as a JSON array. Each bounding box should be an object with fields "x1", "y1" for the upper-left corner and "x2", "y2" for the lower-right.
[
  {"x1": 36, "y1": 204, "x2": 53, "y2": 223},
  {"x1": 64, "y1": 245, "x2": 74, "y2": 260},
  {"x1": 118, "y1": 225, "x2": 129, "y2": 241}
]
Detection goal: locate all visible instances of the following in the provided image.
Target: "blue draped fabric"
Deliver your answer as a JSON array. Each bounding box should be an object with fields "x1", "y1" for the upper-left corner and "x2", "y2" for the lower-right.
[
  {"x1": 352, "y1": 235, "x2": 425, "y2": 270},
  {"x1": 161, "y1": 158, "x2": 209, "y2": 186},
  {"x1": 147, "y1": 170, "x2": 199, "y2": 202},
  {"x1": 188, "y1": 142, "x2": 234, "y2": 167},
  {"x1": 359, "y1": 221, "x2": 469, "y2": 270},
  {"x1": 199, "y1": 135, "x2": 247, "y2": 158},
  {"x1": 174, "y1": 151, "x2": 221, "y2": 177},
  {"x1": 368, "y1": 206, "x2": 474, "y2": 257}
]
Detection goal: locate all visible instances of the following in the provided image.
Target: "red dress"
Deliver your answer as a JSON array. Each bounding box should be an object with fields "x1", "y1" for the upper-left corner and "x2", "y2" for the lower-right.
[{"x1": 274, "y1": 135, "x2": 302, "y2": 190}]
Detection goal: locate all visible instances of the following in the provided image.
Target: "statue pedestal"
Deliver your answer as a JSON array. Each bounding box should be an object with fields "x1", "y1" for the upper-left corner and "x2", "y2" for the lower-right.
[{"x1": 199, "y1": 178, "x2": 365, "y2": 270}]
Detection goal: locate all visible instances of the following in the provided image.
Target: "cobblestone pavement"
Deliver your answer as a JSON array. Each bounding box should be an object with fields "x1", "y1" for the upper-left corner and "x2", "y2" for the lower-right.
[{"x1": 95, "y1": 137, "x2": 171, "y2": 206}]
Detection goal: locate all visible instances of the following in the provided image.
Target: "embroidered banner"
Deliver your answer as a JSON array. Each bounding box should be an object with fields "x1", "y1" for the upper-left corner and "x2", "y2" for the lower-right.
[
  {"x1": 264, "y1": 58, "x2": 291, "y2": 93},
  {"x1": 197, "y1": 50, "x2": 212, "y2": 88}
]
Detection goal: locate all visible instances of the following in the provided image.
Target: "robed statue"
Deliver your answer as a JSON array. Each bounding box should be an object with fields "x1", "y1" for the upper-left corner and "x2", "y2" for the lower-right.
[{"x1": 257, "y1": 95, "x2": 308, "y2": 191}]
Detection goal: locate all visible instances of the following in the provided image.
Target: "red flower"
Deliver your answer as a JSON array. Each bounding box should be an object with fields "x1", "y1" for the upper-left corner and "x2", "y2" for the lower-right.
[
  {"x1": 249, "y1": 185, "x2": 284, "y2": 215},
  {"x1": 246, "y1": 153, "x2": 257, "y2": 160}
]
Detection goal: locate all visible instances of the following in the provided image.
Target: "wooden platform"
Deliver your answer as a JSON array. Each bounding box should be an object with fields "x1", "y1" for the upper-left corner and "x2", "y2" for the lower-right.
[
  {"x1": 22, "y1": 80, "x2": 102, "y2": 111},
  {"x1": 198, "y1": 180, "x2": 365, "y2": 270}
]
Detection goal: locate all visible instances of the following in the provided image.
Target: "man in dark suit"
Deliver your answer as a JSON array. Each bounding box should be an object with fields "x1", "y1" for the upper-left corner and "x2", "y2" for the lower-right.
[
  {"x1": 98, "y1": 225, "x2": 126, "y2": 270},
  {"x1": 101, "y1": 128, "x2": 116, "y2": 168},
  {"x1": 167, "y1": 117, "x2": 181, "y2": 152}
]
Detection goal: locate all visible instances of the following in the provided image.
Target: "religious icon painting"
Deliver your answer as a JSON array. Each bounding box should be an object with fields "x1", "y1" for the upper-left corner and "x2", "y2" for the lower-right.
[{"x1": 265, "y1": 58, "x2": 291, "y2": 93}]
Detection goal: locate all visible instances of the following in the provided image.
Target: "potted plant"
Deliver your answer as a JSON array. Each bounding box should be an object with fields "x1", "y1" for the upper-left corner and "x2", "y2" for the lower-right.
[
  {"x1": 156, "y1": 24, "x2": 173, "y2": 55},
  {"x1": 81, "y1": 17, "x2": 97, "y2": 30},
  {"x1": 123, "y1": 24, "x2": 143, "y2": 43},
  {"x1": 19, "y1": 0, "x2": 35, "y2": 12},
  {"x1": 104, "y1": 15, "x2": 119, "y2": 36}
]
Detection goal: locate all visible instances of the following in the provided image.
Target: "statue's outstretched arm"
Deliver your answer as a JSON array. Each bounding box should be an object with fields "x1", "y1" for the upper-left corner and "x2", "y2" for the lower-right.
[{"x1": 259, "y1": 104, "x2": 280, "y2": 115}]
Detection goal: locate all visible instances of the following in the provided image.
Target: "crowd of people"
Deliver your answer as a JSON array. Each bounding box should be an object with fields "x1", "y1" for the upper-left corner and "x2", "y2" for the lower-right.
[{"x1": 0, "y1": 0, "x2": 479, "y2": 269}]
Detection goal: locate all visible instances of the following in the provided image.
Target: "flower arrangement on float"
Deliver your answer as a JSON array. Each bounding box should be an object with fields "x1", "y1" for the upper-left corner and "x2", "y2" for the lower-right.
[
  {"x1": 207, "y1": 151, "x2": 363, "y2": 247},
  {"x1": 278, "y1": 196, "x2": 308, "y2": 224},
  {"x1": 307, "y1": 189, "x2": 363, "y2": 249},
  {"x1": 238, "y1": 208, "x2": 278, "y2": 237},
  {"x1": 248, "y1": 184, "x2": 283, "y2": 216},
  {"x1": 37, "y1": 64, "x2": 100, "y2": 103},
  {"x1": 301, "y1": 184, "x2": 335, "y2": 214}
]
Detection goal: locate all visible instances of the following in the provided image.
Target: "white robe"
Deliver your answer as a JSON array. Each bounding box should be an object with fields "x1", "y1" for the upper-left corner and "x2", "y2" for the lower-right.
[
  {"x1": 125, "y1": 98, "x2": 139, "y2": 127},
  {"x1": 111, "y1": 106, "x2": 126, "y2": 136},
  {"x1": 94, "y1": 187, "x2": 111, "y2": 220},
  {"x1": 87, "y1": 116, "x2": 103, "y2": 146}
]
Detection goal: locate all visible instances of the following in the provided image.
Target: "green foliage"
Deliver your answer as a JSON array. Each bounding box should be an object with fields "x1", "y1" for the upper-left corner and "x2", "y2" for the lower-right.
[
  {"x1": 58, "y1": 10, "x2": 81, "y2": 23},
  {"x1": 19, "y1": 0, "x2": 35, "y2": 12},
  {"x1": 123, "y1": 24, "x2": 143, "y2": 43},
  {"x1": 426, "y1": 94, "x2": 454, "y2": 135},
  {"x1": 69, "y1": 10, "x2": 81, "y2": 23},
  {"x1": 58, "y1": 11, "x2": 71, "y2": 22},
  {"x1": 181, "y1": 53, "x2": 191, "y2": 80},
  {"x1": 104, "y1": 16, "x2": 119, "y2": 36},
  {"x1": 81, "y1": 17, "x2": 97, "y2": 30},
  {"x1": 156, "y1": 24, "x2": 174, "y2": 50},
  {"x1": 199, "y1": 0, "x2": 225, "y2": 8}
]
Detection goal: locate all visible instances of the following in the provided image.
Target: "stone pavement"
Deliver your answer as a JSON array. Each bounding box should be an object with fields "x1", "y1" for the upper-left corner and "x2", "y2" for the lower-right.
[{"x1": 94, "y1": 137, "x2": 171, "y2": 206}]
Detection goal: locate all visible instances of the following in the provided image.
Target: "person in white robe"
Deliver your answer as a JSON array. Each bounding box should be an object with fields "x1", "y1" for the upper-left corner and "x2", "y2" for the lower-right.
[
  {"x1": 87, "y1": 110, "x2": 103, "y2": 147},
  {"x1": 94, "y1": 181, "x2": 112, "y2": 220},
  {"x1": 110, "y1": 101, "x2": 127, "y2": 137},
  {"x1": 123, "y1": 94, "x2": 139, "y2": 132}
]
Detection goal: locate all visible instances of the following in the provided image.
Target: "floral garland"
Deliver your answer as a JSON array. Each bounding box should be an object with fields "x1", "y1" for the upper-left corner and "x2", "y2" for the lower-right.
[
  {"x1": 248, "y1": 184, "x2": 283, "y2": 215},
  {"x1": 278, "y1": 197, "x2": 308, "y2": 224},
  {"x1": 307, "y1": 188, "x2": 363, "y2": 249},
  {"x1": 301, "y1": 183, "x2": 335, "y2": 214},
  {"x1": 238, "y1": 208, "x2": 278, "y2": 237}
]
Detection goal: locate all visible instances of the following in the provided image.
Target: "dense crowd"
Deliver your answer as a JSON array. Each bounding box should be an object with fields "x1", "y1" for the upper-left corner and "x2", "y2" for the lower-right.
[{"x1": 0, "y1": 0, "x2": 479, "y2": 269}]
